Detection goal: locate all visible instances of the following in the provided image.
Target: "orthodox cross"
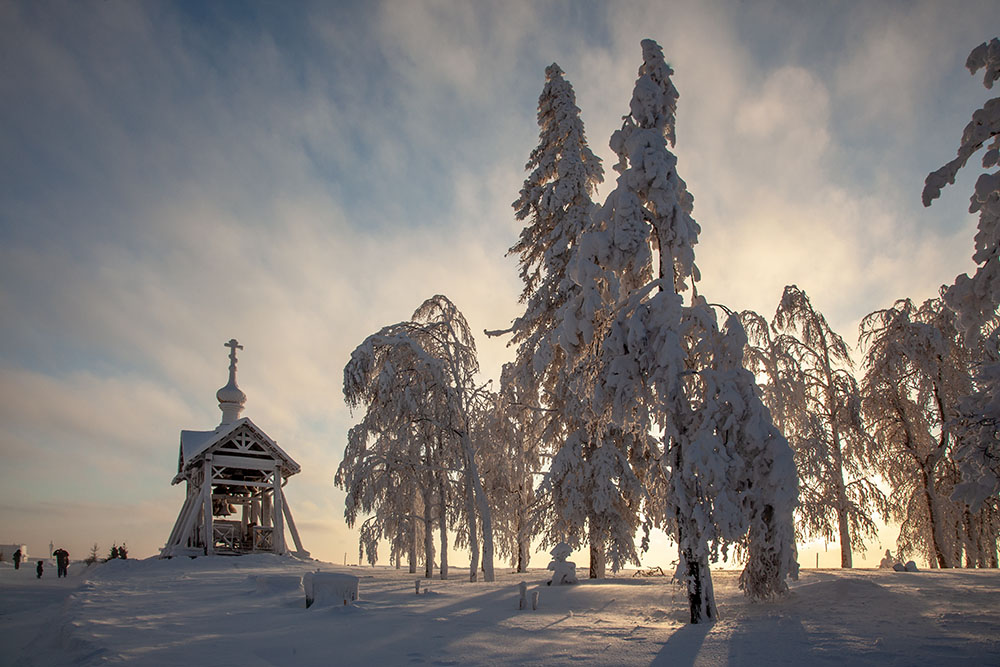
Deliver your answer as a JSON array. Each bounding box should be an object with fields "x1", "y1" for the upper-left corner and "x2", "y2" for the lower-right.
[{"x1": 225, "y1": 338, "x2": 243, "y2": 378}]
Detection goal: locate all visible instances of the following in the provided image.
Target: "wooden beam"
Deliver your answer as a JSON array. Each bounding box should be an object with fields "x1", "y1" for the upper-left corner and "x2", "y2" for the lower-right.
[
  {"x1": 210, "y1": 454, "x2": 277, "y2": 471},
  {"x1": 211, "y1": 494, "x2": 252, "y2": 504},
  {"x1": 281, "y1": 488, "x2": 306, "y2": 555},
  {"x1": 210, "y1": 478, "x2": 275, "y2": 488},
  {"x1": 163, "y1": 485, "x2": 202, "y2": 555}
]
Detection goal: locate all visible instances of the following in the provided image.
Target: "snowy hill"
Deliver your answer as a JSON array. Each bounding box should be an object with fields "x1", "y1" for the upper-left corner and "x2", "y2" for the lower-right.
[{"x1": 1, "y1": 556, "x2": 998, "y2": 666}]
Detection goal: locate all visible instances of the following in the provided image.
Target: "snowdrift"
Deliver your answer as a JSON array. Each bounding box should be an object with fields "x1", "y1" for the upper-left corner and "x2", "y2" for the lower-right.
[{"x1": 1, "y1": 556, "x2": 998, "y2": 665}]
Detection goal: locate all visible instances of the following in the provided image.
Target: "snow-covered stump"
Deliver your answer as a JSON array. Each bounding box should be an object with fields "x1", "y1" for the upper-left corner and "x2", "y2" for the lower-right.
[
  {"x1": 301, "y1": 571, "x2": 359, "y2": 608},
  {"x1": 517, "y1": 582, "x2": 540, "y2": 610}
]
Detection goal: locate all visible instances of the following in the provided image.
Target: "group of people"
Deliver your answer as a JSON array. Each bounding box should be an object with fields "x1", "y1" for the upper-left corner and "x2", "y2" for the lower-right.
[{"x1": 11, "y1": 547, "x2": 70, "y2": 579}]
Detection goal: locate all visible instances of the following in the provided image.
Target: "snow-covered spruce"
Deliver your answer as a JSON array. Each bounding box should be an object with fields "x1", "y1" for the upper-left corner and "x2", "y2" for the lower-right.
[
  {"x1": 923, "y1": 38, "x2": 1000, "y2": 512},
  {"x1": 487, "y1": 63, "x2": 614, "y2": 575},
  {"x1": 923, "y1": 38, "x2": 1000, "y2": 343},
  {"x1": 341, "y1": 295, "x2": 496, "y2": 582},
  {"x1": 556, "y1": 39, "x2": 798, "y2": 622}
]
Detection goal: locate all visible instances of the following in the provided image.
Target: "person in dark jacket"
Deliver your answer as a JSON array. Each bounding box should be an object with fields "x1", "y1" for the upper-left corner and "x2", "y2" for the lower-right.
[
  {"x1": 53, "y1": 548, "x2": 69, "y2": 578},
  {"x1": 36, "y1": 560, "x2": 43, "y2": 578},
  {"x1": 13, "y1": 548, "x2": 21, "y2": 570}
]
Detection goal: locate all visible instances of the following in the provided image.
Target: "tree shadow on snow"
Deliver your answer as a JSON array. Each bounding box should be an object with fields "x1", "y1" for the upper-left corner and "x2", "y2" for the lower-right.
[
  {"x1": 650, "y1": 622, "x2": 710, "y2": 666},
  {"x1": 722, "y1": 574, "x2": 965, "y2": 666}
]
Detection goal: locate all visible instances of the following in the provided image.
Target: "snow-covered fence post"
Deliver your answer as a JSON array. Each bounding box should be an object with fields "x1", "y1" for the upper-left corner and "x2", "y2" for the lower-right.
[
  {"x1": 532, "y1": 590, "x2": 539, "y2": 610},
  {"x1": 519, "y1": 581, "x2": 527, "y2": 610}
]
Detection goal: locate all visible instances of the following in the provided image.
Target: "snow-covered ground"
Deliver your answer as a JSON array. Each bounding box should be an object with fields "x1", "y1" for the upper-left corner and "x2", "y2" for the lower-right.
[{"x1": 1, "y1": 556, "x2": 998, "y2": 666}]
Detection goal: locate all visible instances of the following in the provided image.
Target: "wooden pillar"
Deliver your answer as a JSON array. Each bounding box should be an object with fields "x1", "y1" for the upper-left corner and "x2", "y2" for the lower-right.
[
  {"x1": 262, "y1": 492, "x2": 272, "y2": 528},
  {"x1": 272, "y1": 468, "x2": 285, "y2": 554},
  {"x1": 203, "y1": 458, "x2": 214, "y2": 555},
  {"x1": 241, "y1": 498, "x2": 249, "y2": 547}
]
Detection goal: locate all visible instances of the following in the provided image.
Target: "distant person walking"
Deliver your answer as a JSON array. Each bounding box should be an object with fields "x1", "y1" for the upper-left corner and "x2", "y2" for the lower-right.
[
  {"x1": 13, "y1": 548, "x2": 22, "y2": 570},
  {"x1": 53, "y1": 548, "x2": 69, "y2": 578},
  {"x1": 36, "y1": 560, "x2": 43, "y2": 578}
]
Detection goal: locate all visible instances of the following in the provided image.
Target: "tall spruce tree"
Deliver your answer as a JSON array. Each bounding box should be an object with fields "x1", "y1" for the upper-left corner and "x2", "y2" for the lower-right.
[
  {"x1": 556, "y1": 40, "x2": 798, "y2": 622},
  {"x1": 489, "y1": 63, "x2": 610, "y2": 574}
]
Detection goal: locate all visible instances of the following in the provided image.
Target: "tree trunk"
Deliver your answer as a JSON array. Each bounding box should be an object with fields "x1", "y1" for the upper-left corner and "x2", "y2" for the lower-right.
[
  {"x1": 818, "y1": 323, "x2": 853, "y2": 570},
  {"x1": 837, "y1": 479, "x2": 854, "y2": 569},
  {"x1": 683, "y1": 546, "x2": 716, "y2": 624},
  {"x1": 395, "y1": 524, "x2": 402, "y2": 569},
  {"x1": 922, "y1": 468, "x2": 953, "y2": 568},
  {"x1": 963, "y1": 509, "x2": 978, "y2": 568},
  {"x1": 669, "y1": 390, "x2": 716, "y2": 624},
  {"x1": 423, "y1": 490, "x2": 435, "y2": 579},
  {"x1": 409, "y1": 510, "x2": 417, "y2": 574},
  {"x1": 976, "y1": 509, "x2": 998, "y2": 568},
  {"x1": 589, "y1": 515, "x2": 606, "y2": 579},
  {"x1": 438, "y1": 474, "x2": 449, "y2": 580},
  {"x1": 515, "y1": 484, "x2": 530, "y2": 573},
  {"x1": 462, "y1": 434, "x2": 495, "y2": 582},
  {"x1": 464, "y1": 469, "x2": 480, "y2": 582},
  {"x1": 829, "y1": 436, "x2": 853, "y2": 568},
  {"x1": 477, "y1": 484, "x2": 496, "y2": 582}
]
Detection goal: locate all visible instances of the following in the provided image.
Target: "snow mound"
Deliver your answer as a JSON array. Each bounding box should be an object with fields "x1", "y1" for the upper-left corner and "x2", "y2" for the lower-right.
[{"x1": 302, "y1": 571, "x2": 359, "y2": 608}]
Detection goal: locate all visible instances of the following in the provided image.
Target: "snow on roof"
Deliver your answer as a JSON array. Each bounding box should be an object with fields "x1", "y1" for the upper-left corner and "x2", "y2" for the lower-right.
[
  {"x1": 179, "y1": 429, "x2": 220, "y2": 464},
  {"x1": 175, "y1": 417, "x2": 301, "y2": 483}
]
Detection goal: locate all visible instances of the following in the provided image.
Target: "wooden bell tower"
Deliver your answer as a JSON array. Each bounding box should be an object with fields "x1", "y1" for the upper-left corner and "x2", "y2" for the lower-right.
[{"x1": 161, "y1": 340, "x2": 308, "y2": 558}]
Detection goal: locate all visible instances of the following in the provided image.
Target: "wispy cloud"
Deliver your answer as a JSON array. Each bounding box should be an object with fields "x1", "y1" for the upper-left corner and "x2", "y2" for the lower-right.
[{"x1": 0, "y1": 0, "x2": 995, "y2": 564}]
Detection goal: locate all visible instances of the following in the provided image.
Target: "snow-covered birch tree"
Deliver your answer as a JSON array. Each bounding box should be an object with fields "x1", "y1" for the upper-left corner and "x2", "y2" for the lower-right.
[
  {"x1": 343, "y1": 295, "x2": 497, "y2": 582},
  {"x1": 860, "y1": 297, "x2": 973, "y2": 568},
  {"x1": 770, "y1": 285, "x2": 887, "y2": 568},
  {"x1": 488, "y1": 63, "x2": 615, "y2": 575},
  {"x1": 556, "y1": 40, "x2": 798, "y2": 622},
  {"x1": 481, "y1": 364, "x2": 542, "y2": 573},
  {"x1": 337, "y1": 358, "x2": 428, "y2": 571},
  {"x1": 923, "y1": 38, "x2": 1000, "y2": 509}
]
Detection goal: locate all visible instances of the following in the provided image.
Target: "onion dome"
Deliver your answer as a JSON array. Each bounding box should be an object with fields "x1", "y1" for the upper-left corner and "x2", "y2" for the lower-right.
[{"x1": 217, "y1": 338, "x2": 247, "y2": 424}]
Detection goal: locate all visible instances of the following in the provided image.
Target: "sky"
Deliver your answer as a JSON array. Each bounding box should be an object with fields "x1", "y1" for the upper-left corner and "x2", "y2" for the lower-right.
[{"x1": 0, "y1": 0, "x2": 996, "y2": 569}]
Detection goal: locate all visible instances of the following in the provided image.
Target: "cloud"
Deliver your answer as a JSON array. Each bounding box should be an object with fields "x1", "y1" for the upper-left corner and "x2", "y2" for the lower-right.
[{"x1": 0, "y1": 0, "x2": 997, "y2": 566}]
